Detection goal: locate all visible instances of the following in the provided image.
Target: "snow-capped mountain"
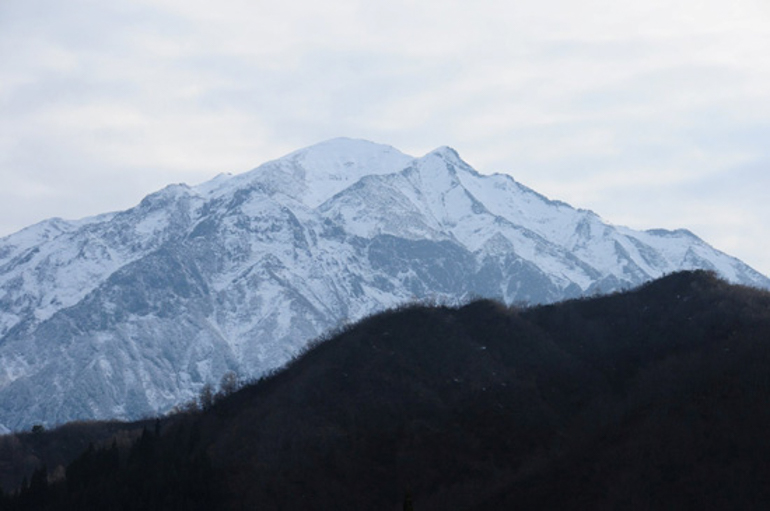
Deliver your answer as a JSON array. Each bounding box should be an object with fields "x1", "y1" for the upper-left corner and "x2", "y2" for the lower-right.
[{"x1": 0, "y1": 138, "x2": 767, "y2": 431}]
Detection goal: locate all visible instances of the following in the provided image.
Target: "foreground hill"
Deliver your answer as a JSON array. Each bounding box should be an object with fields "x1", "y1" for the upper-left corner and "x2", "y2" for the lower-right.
[
  {"x1": 1, "y1": 139, "x2": 768, "y2": 430},
  {"x1": 2, "y1": 270, "x2": 770, "y2": 510}
]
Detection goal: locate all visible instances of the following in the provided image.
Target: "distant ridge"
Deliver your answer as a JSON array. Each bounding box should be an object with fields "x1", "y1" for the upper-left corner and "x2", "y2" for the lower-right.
[{"x1": 0, "y1": 138, "x2": 767, "y2": 430}]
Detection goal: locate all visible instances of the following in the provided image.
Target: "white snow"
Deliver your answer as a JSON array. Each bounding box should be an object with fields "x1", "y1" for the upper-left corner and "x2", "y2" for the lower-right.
[{"x1": 0, "y1": 137, "x2": 767, "y2": 430}]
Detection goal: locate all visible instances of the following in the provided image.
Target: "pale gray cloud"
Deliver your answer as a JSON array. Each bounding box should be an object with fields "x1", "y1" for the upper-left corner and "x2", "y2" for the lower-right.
[{"x1": 1, "y1": 0, "x2": 769, "y2": 275}]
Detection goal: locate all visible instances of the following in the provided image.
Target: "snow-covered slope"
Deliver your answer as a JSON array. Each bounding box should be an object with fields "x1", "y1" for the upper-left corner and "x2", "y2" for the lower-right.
[{"x1": 0, "y1": 137, "x2": 767, "y2": 431}]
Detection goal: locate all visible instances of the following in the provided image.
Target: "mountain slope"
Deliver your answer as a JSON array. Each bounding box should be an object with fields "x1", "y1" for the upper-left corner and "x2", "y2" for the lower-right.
[
  {"x1": 4, "y1": 271, "x2": 770, "y2": 510},
  {"x1": 0, "y1": 138, "x2": 768, "y2": 430}
]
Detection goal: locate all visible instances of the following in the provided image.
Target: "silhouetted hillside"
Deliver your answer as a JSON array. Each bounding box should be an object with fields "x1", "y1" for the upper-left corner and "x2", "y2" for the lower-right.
[
  {"x1": 3, "y1": 270, "x2": 770, "y2": 510},
  {"x1": 0, "y1": 419, "x2": 153, "y2": 496}
]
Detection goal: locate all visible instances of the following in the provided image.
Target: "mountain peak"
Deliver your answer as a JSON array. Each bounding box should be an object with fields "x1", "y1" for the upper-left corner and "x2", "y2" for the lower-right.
[
  {"x1": 280, "y1": 138, "x2": 415, "y2": 207},
  {"x1": 425, "y1": 145, "x2": 471, "y2": 168},
  {"x1": 428, "y1": 145, "x2": 460, "y2": 157},
  {"x1": 1, "y1": 138, "x2": 769, "y2": 431},
  {"x1": 286, "y1": 137, "x2": 412, "y2": 166},
  {"x1": 193, "y1": 138, "x2": 414, "y2": 208}
]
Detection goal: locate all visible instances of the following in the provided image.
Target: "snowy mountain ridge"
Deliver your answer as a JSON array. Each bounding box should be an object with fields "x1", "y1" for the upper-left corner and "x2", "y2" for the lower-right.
[{"x1": 0, "y1": 137, "x2": 767, "y2": 431}]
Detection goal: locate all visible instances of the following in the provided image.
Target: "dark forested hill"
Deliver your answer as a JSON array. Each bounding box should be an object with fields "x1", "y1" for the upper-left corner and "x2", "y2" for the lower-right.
[{"x1": 3, "y1": 270, "x2": 770, "y2": 510}]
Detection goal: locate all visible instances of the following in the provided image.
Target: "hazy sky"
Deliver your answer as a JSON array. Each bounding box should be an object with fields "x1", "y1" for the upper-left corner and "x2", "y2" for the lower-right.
[{"x1": 2, "y1": 0, "x2": 769, "y2": 275}]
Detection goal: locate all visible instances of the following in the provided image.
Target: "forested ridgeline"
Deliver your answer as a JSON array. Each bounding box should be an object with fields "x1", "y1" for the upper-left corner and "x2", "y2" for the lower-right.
[{"x1": 2, "y1": 270, "x2": 770, "y2": 510}]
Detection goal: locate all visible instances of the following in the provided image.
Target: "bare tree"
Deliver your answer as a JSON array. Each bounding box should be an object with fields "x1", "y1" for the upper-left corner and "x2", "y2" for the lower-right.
[
  {"x1": 199, "y1": 383, "x2": 215, "y2": 411},
  {"x1": 218, "y1": 371, "x2": 240, "y2": 398}
]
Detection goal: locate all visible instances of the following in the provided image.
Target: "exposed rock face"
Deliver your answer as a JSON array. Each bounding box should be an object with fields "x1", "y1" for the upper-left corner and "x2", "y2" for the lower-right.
[{"x1": 0, "y1": 138, "x2": 767, "y2": 430}]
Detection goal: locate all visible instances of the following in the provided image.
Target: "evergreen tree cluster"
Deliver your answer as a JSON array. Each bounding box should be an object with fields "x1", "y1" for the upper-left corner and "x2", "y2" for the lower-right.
[{"x1": 0, "y1": 420, "x2": 219, "y2": 511}]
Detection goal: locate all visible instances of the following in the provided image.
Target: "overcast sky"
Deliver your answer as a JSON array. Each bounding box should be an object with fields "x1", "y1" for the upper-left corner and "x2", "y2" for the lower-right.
[{"x1": 2, "y1": 0, "x2": 769, "y2": 276}]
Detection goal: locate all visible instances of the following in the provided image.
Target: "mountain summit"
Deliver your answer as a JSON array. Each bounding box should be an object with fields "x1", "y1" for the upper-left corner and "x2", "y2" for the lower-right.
[{"x1": 0, "y1": 138, "x2": 767, "y2": 430}]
